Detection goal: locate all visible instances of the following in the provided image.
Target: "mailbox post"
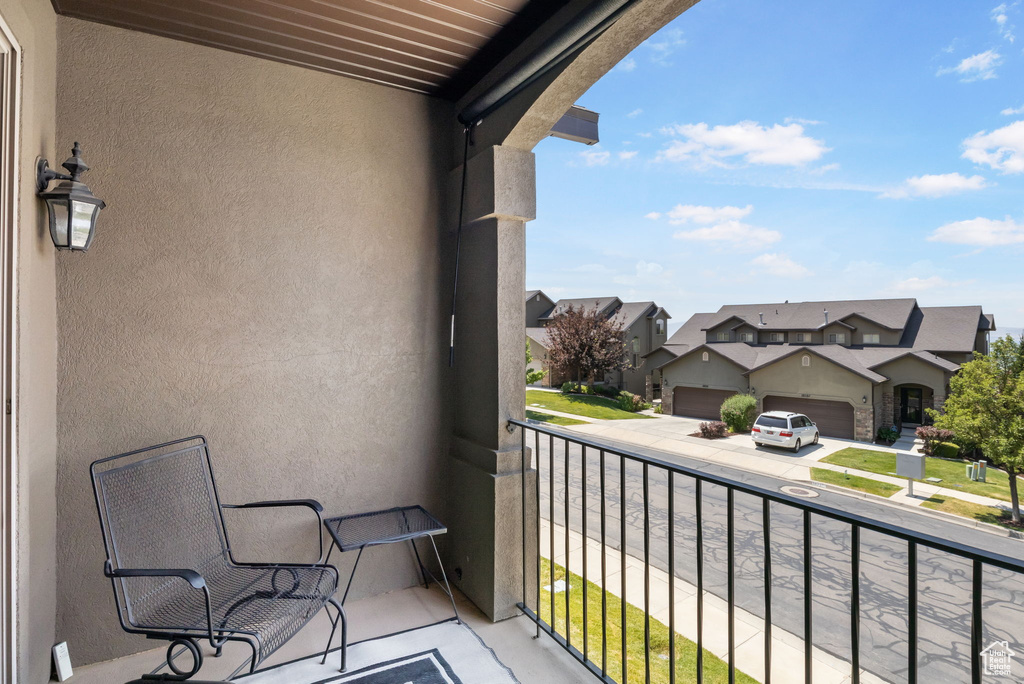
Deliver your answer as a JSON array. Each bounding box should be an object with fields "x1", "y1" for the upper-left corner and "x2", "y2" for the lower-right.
[{"x1": 897, "y1": 451, "x2": 926, "y2": 496}]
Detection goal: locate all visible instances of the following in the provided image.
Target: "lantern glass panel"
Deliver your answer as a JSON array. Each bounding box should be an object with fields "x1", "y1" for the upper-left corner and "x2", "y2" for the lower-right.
[
  {"x1": 48, "y1": 199, "x2": 68, "y2": 247},
  {"x1": 71, "y1": 200, "x2": 97, "y2": 249}
]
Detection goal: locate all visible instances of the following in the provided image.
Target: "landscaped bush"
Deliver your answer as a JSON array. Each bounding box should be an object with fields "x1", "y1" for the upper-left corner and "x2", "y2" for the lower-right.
[
  {"x1": 876, "y1": 426, "x2": 900, "y2": 443},
  {"x1": 916, "y1": 425, "x2": 955, "y2": 456},
  {"x1": 934, "y1": 441, "x2": 960, "y2": 459},
  {"x1": 560, "y1": 381, "x2": 577, "y2": 394},
  {"x1": 698, "y1": 421, "x2": 729, "y2": 439},
  {"x1": 720, "y1": 393, "x2": 757, "y2": 433},
  {"x1": 595, "y1": 384, "x2": 621, "y2": 399},
  {"x1": 653, "y1": 404, "x2": 664, "y2": 414},
  {"x1": 617, "y1": 391, "x2": 646, "y2": 412}
]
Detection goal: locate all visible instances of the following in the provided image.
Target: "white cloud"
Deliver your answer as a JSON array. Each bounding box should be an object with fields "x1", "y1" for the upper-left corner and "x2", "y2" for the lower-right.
[
  {"x1": 644, "y1": 28, "x2": 686, "y2": 66},
  {"x1": 675, "y1": 220, "x2": 782, "y2": 246},
  {"x1": 636, "y1": 260, "x2": 663, "y2": 275},
  {"x1": 1002, "y1": 104, "x2": 1024, "y2": 115},
  {"x1": 992, "y1": 3, "x2": 1015, "y2": 42},
  {"x1": 881, "y1": 172, "x2": 989, "y2": 198},
  {"x1": 784, "y1": 117, "x2": 823, "y2": 125},
  {"x1": 962, "y1": 120, "x2": 1024, "y2": 173},
  {"x1": 749, "y1": 253, "x2": 812, "y2": 278},
  {"x1": 808, "y1": 162, "x2": 840, "y2": 176},
  {"x1": 644, "y1": 212, "x2": 662, "y2": 220},
  {"x1": 580, "y1": 149, "x2": 610, "y2": 166},
  {"x1": 928, "y1": 216, "x2": 1024, "y2": 246},
  {"x1": 627, "y1": 108, "x2": 643, "y2": 118},
  {"x1": 665, "y1": 204, "x2": 753, "y2": 225},
  {"x1": 892, "y1": 276, "x2": 954, "y2": 293},
  {"x1": 613, "y1": 57, "x2": 637, "y2": 73},
  {"x1": 937, "y1": 49, "x2": 1002, "y2": 81},
  {"x1": 637, "y1": 132, "x2": 653, "y2": 138},
  {"x1": 618, "y1": 150, "x2": 638, "y2": 160},
  {"x1": 657, "y1": 121, "x2": 829, "y2": 167}
]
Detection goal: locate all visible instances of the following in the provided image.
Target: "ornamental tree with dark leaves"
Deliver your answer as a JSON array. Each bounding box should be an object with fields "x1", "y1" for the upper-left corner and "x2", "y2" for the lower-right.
[{"x1": 546, "y1": 304, "x2": 629, "y2": 386}]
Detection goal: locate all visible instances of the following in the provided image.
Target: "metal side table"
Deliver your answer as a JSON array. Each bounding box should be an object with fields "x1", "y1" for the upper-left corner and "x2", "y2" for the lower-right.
[{"x1": 323, "y1": 505, "x2": 460, "y2": 623}]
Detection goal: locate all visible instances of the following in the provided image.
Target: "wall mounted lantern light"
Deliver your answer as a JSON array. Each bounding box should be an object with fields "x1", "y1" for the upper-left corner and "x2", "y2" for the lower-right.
[{"x1": 37, "y1": 142, "x2": 106, "y2": 251}]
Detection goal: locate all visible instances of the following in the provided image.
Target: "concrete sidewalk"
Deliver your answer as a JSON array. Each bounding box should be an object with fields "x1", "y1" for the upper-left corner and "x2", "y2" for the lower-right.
[{"x1": 540, "y1": 519, "x2": 885, "y2": 684}]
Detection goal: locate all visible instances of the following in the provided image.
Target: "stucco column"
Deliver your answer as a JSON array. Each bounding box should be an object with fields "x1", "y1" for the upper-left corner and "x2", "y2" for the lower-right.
[
  {"x1": 448, "y1": 144, "x2": 537, "y2": 620},
  {"x1": 645, "y1": 375, "x2": 653, "y2": 403}
]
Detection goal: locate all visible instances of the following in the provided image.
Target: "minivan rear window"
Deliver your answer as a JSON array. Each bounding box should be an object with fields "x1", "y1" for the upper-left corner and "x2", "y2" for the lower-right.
[{"x1": 755, "y1": 415, "x2": 788, "y2": 428}]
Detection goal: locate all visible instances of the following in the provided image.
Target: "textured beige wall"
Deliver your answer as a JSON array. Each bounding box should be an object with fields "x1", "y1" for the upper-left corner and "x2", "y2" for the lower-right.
[
  {"x1": 874, "y1": 355, "x2": 948, "y2": 391},
  {"x1": 749, "y1": 353, "x2": 870, "y2": 405},
  {"x1": 55, "y1": 17, "x2": 454, "y2": 664},
  {"x1": 0, "y1": 0, "x2": 59, "y2": 681},
  {"x1": 662, "y1": 350, "x2": 748, "y2": 393}
]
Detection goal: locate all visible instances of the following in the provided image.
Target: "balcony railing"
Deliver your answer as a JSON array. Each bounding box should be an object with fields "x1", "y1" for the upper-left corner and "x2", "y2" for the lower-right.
[{"x1": 509, "y1": 418, "x2": 1024, "y2": 684}]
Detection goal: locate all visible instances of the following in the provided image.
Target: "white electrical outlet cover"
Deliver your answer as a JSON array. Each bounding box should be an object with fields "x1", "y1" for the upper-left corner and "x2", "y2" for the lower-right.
[{"x1": 52, "y1": 642, "x2": 73, "y2": 682}]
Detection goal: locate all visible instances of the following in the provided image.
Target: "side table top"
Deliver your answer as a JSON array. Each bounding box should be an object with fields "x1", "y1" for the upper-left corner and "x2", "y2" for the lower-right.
[{"x1": 323, "y1": 505, "x2": 446, "y2": 552}]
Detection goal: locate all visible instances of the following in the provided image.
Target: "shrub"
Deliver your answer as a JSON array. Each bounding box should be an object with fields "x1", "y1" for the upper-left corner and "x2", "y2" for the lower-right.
[
  {"x1": 653, "y1": 404, "x2": 664, "y2": 414},
  {"x1": 934, "y1": 441, "x2": 960, "y2": 459},
  {"x1": 720, "y1": 393, "x2": 757, "y2": 433},
  {"x1": 699, "y1": 421, "x2": 729, "y2": 439},
  {"x1": 560, "y1": 381, "x2": 577, "y2": 394},
  {"x1": 595, "y1": 384, "x2": 621, "y2": 399},
  {"x1": 916, "y1": 425, "x2": 955, "y2": 456},
  {"x1": 617, "y1": 391, "x2": 646, "y2": 412},
  {"x1": 876, "y1": 426, "x2": 900, "y2": 443}
]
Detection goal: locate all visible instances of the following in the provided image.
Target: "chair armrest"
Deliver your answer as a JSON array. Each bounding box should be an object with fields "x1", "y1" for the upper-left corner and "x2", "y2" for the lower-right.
[
  {"x1": 221, "y1": 500, "x2": 326, "y2": 563},
  {"x1": 104, "y1": 562, "x2": 207, "y2": 589},
  {"x1": 222, "y1": 499, "x2": 324, "y2": 513}
]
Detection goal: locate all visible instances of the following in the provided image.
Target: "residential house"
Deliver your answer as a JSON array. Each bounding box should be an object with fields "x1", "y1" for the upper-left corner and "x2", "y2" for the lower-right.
[
  {"x1": 653, "y1": 299, "x2": 995, "y2": 441},
  {"x1": 526, "y1": 290, "x2": 670, "y2": 395}
]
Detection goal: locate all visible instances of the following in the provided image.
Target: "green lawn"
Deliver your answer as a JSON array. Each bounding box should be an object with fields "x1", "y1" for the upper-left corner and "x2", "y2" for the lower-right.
[
  {"x1": 539, "y1": 558, "x2": 756, "y2": 684},
  {"x1": 821, "y1": 447, "x2": 1022, "y2": 502},
  {"x1": 921, "y1": 495, "x2": 1021, "y2": 530},
  {"x1": 810, "y1": 468, "x2": 902, "y2": 498},
  {"x1": 526, "y1": 409, "x2": 588, "y2": 426},
  {"x1": 526, "y1": 390, "x2": 654, "y2": 421}
]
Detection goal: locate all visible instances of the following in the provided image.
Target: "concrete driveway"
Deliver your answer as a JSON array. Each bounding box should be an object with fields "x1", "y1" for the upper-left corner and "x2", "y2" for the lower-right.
[{"x1": 559, "y1": 412, "x2": 890, "y2": 481}]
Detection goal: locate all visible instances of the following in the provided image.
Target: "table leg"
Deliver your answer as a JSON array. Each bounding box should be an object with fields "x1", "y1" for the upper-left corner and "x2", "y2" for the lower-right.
[
  {"x1": 340, "y1": 546, "x2": 364, "y2": 606},
  {"x1": 428, "y1": 535, "x2": 461, "y2": 624},
  {"x1": 410, "y1": 539, "x2": 430, "y2": 590}
]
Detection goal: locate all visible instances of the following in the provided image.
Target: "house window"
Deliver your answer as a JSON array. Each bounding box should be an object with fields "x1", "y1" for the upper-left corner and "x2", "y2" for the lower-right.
[
  {"x1": 716, "y1": 332, "x2": 728, "y2": 341},
  {"x1": 740, "y1": 333, "x2": 754, "y2": 342},
  {"x1": 828, "y1": 333, "x2": 846, "y2": 344},
  {"x1": 702, "y1": 351, "x2": 709, "y2": 362},
  {"x1": 795, "y1": 333, "x2": 807, "y2": 343},
  {"x1": 769, "y1": 332, "x2": 783, "y2": 343},
  {"x1": 802, "y1": 355, "x2": 811, "y2": 367},
  {"x1": 656, "y1": 319, "x2": 665, "y2": 335},
  {"x1": 632, "y1": 337, "x2": 640, "y2": 353},
  {"x1": 863, "y1": 334, "x2": 880, "y2": 344}
]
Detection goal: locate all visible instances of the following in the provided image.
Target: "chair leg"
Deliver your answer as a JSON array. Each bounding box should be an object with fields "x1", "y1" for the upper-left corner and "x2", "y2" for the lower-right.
[
  {"x1": 428, "y1": 535, "x2": 461, "y2": 625},
  {"x1": 410, "y1": 539, "x2": 430, "y2": 589},
  {"x1": 320, "y1": 597, "x2": 347, "y2": 673}
]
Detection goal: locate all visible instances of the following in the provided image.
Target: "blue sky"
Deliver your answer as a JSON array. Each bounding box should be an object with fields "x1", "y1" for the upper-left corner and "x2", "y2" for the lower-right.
[{"x1": 526, "y1": 0, "x2": 1024, "y2": 335}]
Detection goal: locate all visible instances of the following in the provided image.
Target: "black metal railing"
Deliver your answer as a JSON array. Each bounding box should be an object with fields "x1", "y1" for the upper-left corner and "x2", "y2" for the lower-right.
[{"x1": 510, "y1": 418, "x2": 1024, "y2": 684}]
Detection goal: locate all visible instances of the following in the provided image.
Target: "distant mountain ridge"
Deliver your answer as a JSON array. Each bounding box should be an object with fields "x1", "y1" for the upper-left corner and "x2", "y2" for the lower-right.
[{"x1": 996, "y1": 326, "x2": 1024, "y2": 341}]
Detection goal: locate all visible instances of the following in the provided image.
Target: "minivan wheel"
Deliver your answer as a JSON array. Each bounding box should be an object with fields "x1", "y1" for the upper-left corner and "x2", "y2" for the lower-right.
[
  {"x1": 813, "y1": 432, "x2": 819, "y2": 445},
  {"x1": 792, "y1": 439, "x2": 802, "y2": 453}
]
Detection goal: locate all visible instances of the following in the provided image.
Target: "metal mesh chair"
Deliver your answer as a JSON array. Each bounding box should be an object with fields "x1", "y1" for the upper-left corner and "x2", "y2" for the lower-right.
[{"x1": 91, "y1": 436, "x2": 346, "y2": 680}]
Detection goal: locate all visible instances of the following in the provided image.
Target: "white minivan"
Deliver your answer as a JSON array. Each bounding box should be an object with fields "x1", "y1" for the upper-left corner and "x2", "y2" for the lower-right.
[{"x1": 751, "y1": 411, "x2": 819, "y2": 452}]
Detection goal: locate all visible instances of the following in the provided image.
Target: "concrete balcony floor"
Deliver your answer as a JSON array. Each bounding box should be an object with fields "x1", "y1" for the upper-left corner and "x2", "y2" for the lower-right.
[{"x1": 63, "y1": 585, "x2": 592, "y2": 684}]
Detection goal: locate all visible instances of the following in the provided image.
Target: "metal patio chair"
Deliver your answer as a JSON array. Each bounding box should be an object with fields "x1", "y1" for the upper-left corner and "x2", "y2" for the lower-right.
[{"x1": 91, "y1": 436, "x2": 346, "y2": 680}]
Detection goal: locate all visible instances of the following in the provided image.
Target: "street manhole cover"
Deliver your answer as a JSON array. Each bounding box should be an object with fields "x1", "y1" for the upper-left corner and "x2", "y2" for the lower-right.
[{"x1": 780, "y1": 485, "x2": 820, "y2": 498}]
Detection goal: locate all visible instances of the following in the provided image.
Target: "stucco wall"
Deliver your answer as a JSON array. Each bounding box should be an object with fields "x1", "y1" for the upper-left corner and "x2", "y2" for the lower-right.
[
  {"x1": 55, "y1": 17, "x2": 453, "y2": 664},
  {"x1": 845, "y1": 315, "x2": 900, "y2": 346},
  {"x1": 1, "y1": 0, "x2": 59, "y2": 681},
  {"x1": 875, "y1": 355, "x2": 949, "y2": 391},
  {"x1": 525, "y1": 292, "x2": 551, "y2": 327},
  {"x1": 662, "y1": 350, "x2": 748, "y2": 393},
  {"x1": 749, "y1": 352, "x2": 871, "y2": 405}
]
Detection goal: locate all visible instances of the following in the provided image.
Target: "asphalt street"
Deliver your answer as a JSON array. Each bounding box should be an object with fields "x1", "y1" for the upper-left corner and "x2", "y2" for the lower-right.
[{"x1": 525, "y1": 426, "x2": 1024, "y2": 684}]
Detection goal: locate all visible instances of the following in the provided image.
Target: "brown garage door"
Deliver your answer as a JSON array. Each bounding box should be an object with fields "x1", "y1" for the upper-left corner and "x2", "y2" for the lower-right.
[
  {"x1": 762, "y1": 396, "x2": 854, "y2": 439},
  {"x1": 673, "y1": 387, "x2": 736, "y2": 420}
]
